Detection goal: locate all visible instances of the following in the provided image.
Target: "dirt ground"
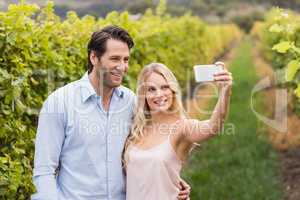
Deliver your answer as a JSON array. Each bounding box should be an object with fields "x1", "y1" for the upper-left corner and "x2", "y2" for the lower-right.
[{"x1": 279, "y1": 149, "x2": 300, "y2": 200}]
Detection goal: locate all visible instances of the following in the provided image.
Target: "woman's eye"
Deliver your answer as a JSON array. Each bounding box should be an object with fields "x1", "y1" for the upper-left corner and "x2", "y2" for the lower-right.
[
  {"x1": 162, "y1": 85, "x2": 170, "y2": 90},
  {"x1": 148, "y1": 87, "x2": 156, "y2": 92}
]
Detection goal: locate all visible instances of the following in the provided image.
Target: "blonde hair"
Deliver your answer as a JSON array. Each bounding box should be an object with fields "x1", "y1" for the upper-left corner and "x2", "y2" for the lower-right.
[{"x1": 122, "y1": 63, "x2": 187, "y2": 171}]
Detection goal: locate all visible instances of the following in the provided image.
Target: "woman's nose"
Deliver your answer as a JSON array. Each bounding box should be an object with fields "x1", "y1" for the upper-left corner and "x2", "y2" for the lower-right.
[{"x1": 155, "y1": 89, "x2": 164, "y2": 97}]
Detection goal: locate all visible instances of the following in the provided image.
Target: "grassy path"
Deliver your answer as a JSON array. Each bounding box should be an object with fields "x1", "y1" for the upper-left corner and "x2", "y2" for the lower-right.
[{"x1": 182, "y1": 39, "x2": 284, "y2": 200}]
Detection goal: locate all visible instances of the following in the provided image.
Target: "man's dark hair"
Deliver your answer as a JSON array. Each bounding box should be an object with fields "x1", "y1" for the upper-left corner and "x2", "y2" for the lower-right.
[{"x1": 87, "y1": 25, "x2": 134, "y2": 73}]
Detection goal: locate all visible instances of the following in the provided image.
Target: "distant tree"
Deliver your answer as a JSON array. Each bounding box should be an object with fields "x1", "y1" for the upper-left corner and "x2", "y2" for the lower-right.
[{"x1": 231, "y1": 10, "x2": 264, "y2": 33}]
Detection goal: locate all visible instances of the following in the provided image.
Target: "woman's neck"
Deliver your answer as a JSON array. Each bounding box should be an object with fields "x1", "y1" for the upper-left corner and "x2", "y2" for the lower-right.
[{"x1": 149, "y1": 112, "x2": 178, "y2": 125}]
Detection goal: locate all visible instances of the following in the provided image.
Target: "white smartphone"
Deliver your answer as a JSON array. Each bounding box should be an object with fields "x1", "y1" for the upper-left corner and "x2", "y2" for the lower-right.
[{"x1": 194, "y1": 64, "x2": 223, "y2": 82}]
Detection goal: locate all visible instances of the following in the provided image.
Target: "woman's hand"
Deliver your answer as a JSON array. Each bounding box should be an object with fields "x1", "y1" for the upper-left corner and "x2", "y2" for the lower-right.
[
  {"x1": 177, "y1": 179, "x2": 191, "y2": 200},
  {"x1": 213, "y1": 61, "x2": 233, "y2": 92}
]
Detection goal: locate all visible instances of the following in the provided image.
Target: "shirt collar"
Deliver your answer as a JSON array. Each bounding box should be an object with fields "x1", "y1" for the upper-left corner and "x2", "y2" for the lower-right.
[{"x1": 80, "y1": 72, "x2": 124, "y2": 103}]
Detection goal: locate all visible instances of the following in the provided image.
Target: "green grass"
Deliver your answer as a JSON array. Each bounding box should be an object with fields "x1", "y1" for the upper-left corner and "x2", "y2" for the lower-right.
[{"x1": 182, "y1": 39, "x2": 284, "y2": 200}]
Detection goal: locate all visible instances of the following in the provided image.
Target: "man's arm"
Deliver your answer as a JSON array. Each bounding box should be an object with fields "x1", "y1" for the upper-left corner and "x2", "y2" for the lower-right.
[{"x1": 31, "y1": 94, "x2": 65, "y2": 200}]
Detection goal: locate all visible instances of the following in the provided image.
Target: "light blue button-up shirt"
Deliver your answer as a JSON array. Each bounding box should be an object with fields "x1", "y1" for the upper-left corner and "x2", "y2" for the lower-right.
[{"x1": 31, "y1": 72, "x2": 136, "y2": 200}]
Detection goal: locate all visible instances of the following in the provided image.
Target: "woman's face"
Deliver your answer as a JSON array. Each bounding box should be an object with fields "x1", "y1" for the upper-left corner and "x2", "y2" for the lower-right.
[{"x1": 144, "y1": 72, "x2": 174, "y2": 113}]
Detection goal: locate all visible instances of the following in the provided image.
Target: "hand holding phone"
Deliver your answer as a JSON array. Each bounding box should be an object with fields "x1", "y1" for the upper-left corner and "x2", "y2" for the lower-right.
[{"x1": 194, "y1": 64, "x2": 223, "y2": 82}]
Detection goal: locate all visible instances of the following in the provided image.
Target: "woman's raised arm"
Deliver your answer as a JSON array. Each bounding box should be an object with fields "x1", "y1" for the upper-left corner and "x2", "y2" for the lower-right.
[{"x1": 179, "y1": 62, "x2": 233, "y2": 146}]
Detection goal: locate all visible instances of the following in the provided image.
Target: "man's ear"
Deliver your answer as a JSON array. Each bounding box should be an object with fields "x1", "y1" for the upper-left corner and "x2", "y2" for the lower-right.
[{"x1": 89, "y1": 51, "x2": 99, "y2": 66}]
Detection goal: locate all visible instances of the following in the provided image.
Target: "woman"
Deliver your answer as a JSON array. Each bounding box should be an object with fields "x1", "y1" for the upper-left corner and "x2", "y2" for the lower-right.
[{"x1": 123, "y1": 62, "x2": 232, "y2": 199}]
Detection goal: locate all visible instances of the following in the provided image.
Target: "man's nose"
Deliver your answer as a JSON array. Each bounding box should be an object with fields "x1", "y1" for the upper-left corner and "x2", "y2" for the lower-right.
[{"x1": 116, "y1": 63, "x2": 127, "y2": 71}]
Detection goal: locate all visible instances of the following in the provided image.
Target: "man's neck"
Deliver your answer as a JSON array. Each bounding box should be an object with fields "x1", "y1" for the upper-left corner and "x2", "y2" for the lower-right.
[{"x1": 88, "y1": 72, "x2": 114, "y2": 111}]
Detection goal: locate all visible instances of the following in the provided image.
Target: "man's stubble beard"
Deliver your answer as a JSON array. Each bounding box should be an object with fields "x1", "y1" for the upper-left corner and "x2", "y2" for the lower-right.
[{"x1": 96, "y1": 65, "x2": 121, "y2": 90}]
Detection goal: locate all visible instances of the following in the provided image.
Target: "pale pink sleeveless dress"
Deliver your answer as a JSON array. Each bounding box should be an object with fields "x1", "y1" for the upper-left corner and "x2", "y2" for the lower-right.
[{"x1": 125, "y1": 134, "x2": 183, "y2": 200}]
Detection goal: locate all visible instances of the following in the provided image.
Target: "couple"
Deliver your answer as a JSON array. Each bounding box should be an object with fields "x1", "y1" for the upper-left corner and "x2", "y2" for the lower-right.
[{"x1": 31, "y1": 25, "x2": 232, "y2": 200}]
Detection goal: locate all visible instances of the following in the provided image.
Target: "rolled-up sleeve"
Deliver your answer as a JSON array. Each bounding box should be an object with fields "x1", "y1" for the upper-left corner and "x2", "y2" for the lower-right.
[{"x1": 31, "y1": 93, "x2": 66, "y2": 200}]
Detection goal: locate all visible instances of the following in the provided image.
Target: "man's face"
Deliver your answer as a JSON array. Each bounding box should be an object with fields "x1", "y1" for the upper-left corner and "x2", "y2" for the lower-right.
[{"x1": 91, "y1": 39, "x2": 130, "y2": 88}]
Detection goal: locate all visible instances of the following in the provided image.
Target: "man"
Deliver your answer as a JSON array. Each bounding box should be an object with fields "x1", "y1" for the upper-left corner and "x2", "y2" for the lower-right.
[{"x1": 32, "y1": 25, "x2": 190, "y2": 200}]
